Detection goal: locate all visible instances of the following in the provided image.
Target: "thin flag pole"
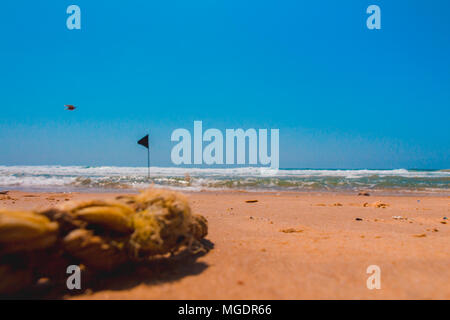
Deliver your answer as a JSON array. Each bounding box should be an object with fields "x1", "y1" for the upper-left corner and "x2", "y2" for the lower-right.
[
  {"x1": 137, "y1": 133, "x2": 150, "y2": 181},
  {"x1": 147, "y1": 143, "x2": 150, "y2": 179}
]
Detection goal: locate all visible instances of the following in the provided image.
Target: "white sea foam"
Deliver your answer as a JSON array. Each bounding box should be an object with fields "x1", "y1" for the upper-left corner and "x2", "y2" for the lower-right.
[{"x1": 0, "y1": 165, "x2": 448, "y2": 192}]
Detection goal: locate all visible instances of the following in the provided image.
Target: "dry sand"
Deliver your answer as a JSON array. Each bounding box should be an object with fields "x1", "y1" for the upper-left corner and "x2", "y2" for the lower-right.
[{"x1": 1, "y1": 190, "x2": 449, "y2": 299}]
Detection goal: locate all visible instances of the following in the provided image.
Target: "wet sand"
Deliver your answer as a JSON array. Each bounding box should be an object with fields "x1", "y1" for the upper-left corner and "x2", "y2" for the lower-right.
[{"x1": 1, "y1": 190, "x2": 449, "y2": 299}]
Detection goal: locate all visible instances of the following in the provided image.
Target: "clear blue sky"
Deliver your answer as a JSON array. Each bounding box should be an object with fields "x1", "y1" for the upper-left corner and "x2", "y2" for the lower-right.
[{"x1": 0, "y1": 1, "x2": 449, "y2": 169}]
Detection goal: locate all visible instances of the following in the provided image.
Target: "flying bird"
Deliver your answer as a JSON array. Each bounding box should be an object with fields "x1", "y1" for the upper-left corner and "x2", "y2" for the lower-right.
[{"x1": 65, "y1": 105, "x2": 76, "y2": 111}]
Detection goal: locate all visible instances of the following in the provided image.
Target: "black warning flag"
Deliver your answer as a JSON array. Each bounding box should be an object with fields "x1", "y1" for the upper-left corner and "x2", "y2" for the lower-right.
[
  {"x1": 138, "y1": 134, "x2": 150, "y2": 178},
  {"x1": 137, "y1": 135, "x2": 149, "y2": 149}
]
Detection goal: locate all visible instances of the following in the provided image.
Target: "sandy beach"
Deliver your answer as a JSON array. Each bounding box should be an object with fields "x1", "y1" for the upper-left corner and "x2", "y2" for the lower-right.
[{"x1": 1, "y1": 190, "x2": 449, "y2": 299}]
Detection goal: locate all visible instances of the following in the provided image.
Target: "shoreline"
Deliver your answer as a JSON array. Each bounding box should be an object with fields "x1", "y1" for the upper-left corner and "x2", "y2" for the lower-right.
[
  {"x1": 1, "y1": 186, "x2": 449, "y2": 198},
  {"x1": 1, "y1": 166, "x2": 448, "y2": 196}
]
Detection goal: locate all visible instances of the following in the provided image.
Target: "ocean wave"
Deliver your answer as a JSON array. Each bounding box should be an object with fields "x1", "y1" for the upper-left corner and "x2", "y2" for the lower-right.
[{"x1": 0, "y1": 166, "x2": 448, "y2": 193}]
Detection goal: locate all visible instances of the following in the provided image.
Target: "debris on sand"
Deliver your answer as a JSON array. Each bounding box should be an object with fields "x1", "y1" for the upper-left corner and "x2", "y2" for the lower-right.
[
  {"x1": 363, "y1": 201, "x2": 389, "y2": 208},
  {"x1": 358, "y1": 192, "x2": 370, "y2": 196},
  {"x1": 280, "y1": 228, "x2": 303, "y2": 233},
  {"x1": 374, "y1": 201, "x2": 389, "y2": 208},
  {"x1": 413, "y1": 234, "x2": 427, "y2": 238},
  {"x1": 0, "y1": 191, "x2": 9, "y2": 195},
  {"x1": 245, "y1": 200, "x2": 258, "y2": 203},
  {"x1": 355, "y1": 218, "x2": 363, "y2": 221},
  {"x1": 392, "y1": 216, "x2": 407, "y2": 220},
  {"x1": 332, "y1": 203, "x2": 343, "y2": 207},
  {"x1": 0, "y1": 189, "x2": 208, "y2": 295}
]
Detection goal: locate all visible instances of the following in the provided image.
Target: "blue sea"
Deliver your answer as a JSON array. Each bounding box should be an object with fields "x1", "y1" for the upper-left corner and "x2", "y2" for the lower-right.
[{"x1": 0, "y1": 166, "x2": 448, "y2": 195}]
